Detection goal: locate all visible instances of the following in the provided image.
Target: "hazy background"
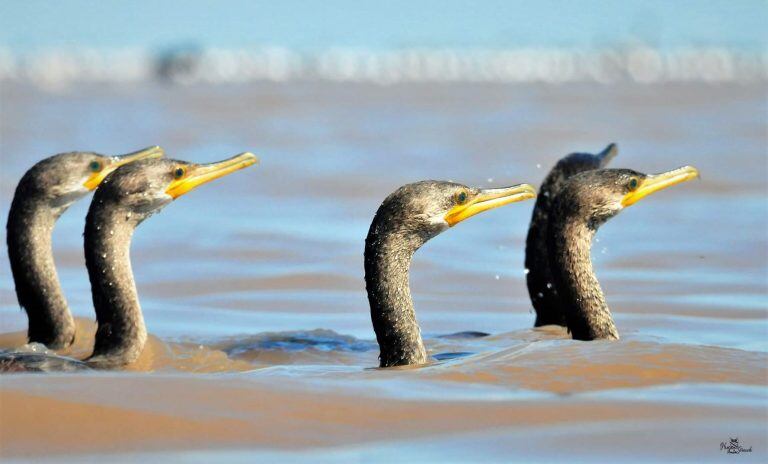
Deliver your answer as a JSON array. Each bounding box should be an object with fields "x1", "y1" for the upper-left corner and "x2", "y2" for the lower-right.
[{"x1": 1, "y1": 1, "x2": 766, "y2": 89}]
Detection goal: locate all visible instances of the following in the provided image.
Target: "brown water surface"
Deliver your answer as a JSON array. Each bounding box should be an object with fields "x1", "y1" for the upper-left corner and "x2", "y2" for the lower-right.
[{"x1": 0, "y1": 81, "x2": 766, "y2": 462}]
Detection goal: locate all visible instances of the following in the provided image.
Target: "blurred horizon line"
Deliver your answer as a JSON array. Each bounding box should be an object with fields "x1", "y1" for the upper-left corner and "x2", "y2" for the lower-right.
[{"x1": 1, "y1": 44, "x2": 765, "y2": 90}]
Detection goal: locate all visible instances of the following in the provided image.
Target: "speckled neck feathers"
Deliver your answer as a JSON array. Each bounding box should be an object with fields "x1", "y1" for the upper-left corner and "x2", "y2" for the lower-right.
[
  {"x1": 547, "y1": 188, "x2": 619, "y2": 341},
  {"x1": 364, "y1": 195, "x2": 438, "y2": 367},
  {"x1": 6, "y1": 183, "x2": 77, "y2": 349},
  {"x1": 365, "y1": 230, "x2": 428, "y2": 368},
  {"x1": 84, "y1": 199, "x2": 146, "y2": 368},
  {"x1": 525, "y1": 146, "x2": 615, "y2": 328}
]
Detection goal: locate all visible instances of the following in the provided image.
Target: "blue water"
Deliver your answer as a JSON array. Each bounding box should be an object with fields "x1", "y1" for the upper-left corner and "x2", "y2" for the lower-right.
[
  {"x1": 1, "y1": 0, "x2": 766, "y2": 52},
  {"x1": 0, "y1": 80, "x2": 766, "y2": 461}
]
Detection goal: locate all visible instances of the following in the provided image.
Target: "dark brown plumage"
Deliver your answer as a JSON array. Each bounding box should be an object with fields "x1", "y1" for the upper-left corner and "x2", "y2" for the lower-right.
[
  {"x1": 537, "y1": 164, "x2": 699, "y2": 340},
  {"x1": 6, "y1": 147, "x2": 163, "y2": 349},
  {"x1": 525, "y1": 144, "x2": 617, "y2": 327},
  {"x1": 2, "y1": 152, "x2": 255, "y2": 371},
  {"x1": 365, "y1": 181, "x2": 536, "y2": 367}
]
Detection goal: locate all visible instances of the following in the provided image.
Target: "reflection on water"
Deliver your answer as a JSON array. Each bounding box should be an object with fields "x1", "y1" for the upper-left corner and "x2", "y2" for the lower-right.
[{"x1": 0, "y1": 81, "x2": 766, "y2": 461}]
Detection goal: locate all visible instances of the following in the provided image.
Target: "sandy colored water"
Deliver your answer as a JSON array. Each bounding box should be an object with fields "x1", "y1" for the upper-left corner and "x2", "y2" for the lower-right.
[{"x1": 0, "y1": 80, "x2": 766, "y2": 461}]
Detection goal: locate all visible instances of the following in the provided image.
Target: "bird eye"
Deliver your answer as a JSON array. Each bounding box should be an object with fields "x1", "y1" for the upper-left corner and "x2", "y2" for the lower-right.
[
  {"x1": 173, "y1": 167, "x2": 186, "y2": 179},
  {"x1": 628, "y1": 177, "x2": 639, "y2": 190},
  {"x1": 455, "y1": 190, "x2": 468, "y2": 205},
  {"x1": 89, "y1": 161, "x2": 102, "y2": 172}
]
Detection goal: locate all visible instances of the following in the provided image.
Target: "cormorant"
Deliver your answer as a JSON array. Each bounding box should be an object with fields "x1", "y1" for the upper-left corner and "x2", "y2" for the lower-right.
[
  {"x1": 525, "y1": 143, "x2": 617, "y2": 327},
  {"x1": 544, "y1": 164, "x2": 699, "y2": 340},
  {"x1": 6, "y1": 146, "x2": 164, "y2": 349},
  {"x1": 2, "y1": 152, "x2": 258, "y2": 371},
  {"x1": 365, "y1": 181, "x2": 536, "y2": 367}
]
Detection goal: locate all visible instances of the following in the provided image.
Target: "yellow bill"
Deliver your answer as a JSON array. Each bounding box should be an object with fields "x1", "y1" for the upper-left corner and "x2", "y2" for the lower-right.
[
  {"x1": 621, "y1": 165, "x2": 699, "y2": 207},
  {"x1": 444, "y1": 183, "x2": 536, "y2": 226},
  {"x1": 84, "y1": 145, "x2": 165, "y2": 190},
  {"x1": 165, "y1": 152, "x2": 259, "y2": 199}
]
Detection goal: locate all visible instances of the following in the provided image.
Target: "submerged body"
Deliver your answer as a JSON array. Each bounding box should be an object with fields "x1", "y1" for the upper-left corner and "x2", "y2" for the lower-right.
[{"x1": 0, "y1": 348, "x2": 89, "y2": 372}]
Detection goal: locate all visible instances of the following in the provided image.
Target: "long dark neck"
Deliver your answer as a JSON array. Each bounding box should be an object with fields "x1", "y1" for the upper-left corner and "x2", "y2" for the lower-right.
[
  {"x1": 548, "y1": 214, "x2": 619, "y2": 340},
  {"x1": 6, "y1": 194, "x2": 76, "y2": 349},
  {"x1": 84, "y1": 204, "x2": 146, "y2": 368},
  {"x1": 525, "y1": 174, "x2": 568, "y2": 327},
  {"x1": 364, "y1": 230, "x2": 428, "y2": 367},
  {"x1": 526, "y1": 152, "x2": 614, "y2": 327}
]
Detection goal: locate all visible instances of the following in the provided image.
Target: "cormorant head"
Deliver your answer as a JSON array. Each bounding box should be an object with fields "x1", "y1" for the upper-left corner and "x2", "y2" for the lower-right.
[
  {"x1": 557, "y1": 166, "x2": 700, "y2": 228},
  {"x1": 535, "y1": 143, "x2": 619, "y2": 214},
  {"x1": 371, "y1": 180, "x2": 536, "y2": 244},
  {"x1": 93, "y1": 152, "x2": 258, "y2": 223},
  {"x1": 16, "y1": 146, "x2": 164, "y2": 212}
]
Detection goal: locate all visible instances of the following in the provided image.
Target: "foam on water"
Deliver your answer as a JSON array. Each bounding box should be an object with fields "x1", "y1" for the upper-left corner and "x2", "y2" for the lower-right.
[{"x1": 0, "y1": 46, "x2": 766, "y2": 90}]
